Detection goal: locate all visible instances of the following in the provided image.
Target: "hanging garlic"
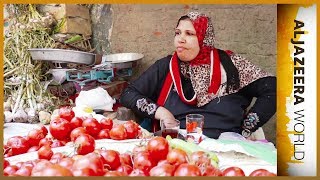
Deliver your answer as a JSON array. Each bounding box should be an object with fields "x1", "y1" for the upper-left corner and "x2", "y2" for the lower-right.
[
  {"x1": 36, "y1": 103, "x2": 45, "y2": 111},
  {"x1": 13, "y1": 107, "x2": 28, "y2": 123},
  {"x1": 4, "y1": 98, "x2": 12, "y2": 111},
  {"x1": 39, "y1": 111, "x2": 51, "y2": 125},
  {"x1": 4, "y1": 110, "x2": 13, "y2": 123},
  {"x1": 27, "y1": 108, "x2": 39, "y2": 124}
]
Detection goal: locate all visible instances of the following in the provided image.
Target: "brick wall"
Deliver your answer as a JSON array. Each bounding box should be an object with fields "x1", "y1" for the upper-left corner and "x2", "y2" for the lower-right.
[{"x1": 91, "y1": 4, "x2": 277, "y2": 143}]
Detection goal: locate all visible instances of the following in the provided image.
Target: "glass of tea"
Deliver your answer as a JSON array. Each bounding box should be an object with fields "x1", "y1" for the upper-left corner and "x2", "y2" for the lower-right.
[
  {"x1": 186, "y1": 114, "x2": 204, "y2": 144},
  {"x1": 160, "y1": 119, "x2": 180, "y2": 138}
]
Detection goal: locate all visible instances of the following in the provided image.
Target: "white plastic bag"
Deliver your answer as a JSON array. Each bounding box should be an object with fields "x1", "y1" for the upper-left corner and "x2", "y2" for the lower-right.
[{"x1": 75, "y1": 87, "x2": 115, "y2": 111}]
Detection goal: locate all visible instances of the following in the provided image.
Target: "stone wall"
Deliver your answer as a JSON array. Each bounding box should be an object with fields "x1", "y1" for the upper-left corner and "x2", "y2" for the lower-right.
[{"x1": 91, "y1": 4, "x2": 277, "y2": 143}]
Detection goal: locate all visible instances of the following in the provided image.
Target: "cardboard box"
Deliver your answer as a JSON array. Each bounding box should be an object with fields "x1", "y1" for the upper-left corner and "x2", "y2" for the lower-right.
[
  {"x1": 59, "y1": 17, "x2": 92, "y2": 35},
  {"x1": 39, "y1": 4, "x2": 92, "y2": 35}
]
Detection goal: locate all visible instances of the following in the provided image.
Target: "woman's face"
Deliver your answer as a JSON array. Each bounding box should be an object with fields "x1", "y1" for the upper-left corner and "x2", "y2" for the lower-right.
[{"x1": 174, "y1": 19, "x2": 200, "y2": 62}]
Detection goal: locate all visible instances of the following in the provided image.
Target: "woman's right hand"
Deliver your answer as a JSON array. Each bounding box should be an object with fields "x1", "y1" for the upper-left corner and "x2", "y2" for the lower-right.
[{"x1": 155, "y1": 106, "x2": 177, "y2": 127}]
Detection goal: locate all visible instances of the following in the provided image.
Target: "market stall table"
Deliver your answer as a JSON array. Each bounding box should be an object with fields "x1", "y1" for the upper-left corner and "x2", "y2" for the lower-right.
[{"x1": 3, "y1": 122, "x2": 277, "y2": 176}]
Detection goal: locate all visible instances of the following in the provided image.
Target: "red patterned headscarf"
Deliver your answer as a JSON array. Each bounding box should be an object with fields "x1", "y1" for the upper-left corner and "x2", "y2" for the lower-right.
[
  {"x1": 186, "y1": 12, "x2": 215, "y2": 66},
  {"x1": 177, "y1": 12, "x2": 221, "y2": 99}
]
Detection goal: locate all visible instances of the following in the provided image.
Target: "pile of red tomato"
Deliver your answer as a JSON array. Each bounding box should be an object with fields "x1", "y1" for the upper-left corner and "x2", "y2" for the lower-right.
[
  {"x1": 3, "y1": 135, "x2": 276, "y2": 176},
  {"x1": 3, "y1": 107, "x2": 276, "y2": 176},
  {"x1": 3, "y1": 106, "x2": 142, "y2": 158}
]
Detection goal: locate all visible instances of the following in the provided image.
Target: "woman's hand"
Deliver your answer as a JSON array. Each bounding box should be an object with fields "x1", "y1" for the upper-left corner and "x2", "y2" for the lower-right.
[{"x1": 155, "y1": 106, "x2": 178, "y2": 127}]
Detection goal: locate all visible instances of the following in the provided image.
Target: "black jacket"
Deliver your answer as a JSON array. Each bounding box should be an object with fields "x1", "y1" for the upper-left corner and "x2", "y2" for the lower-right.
[{"x1": 120, "y1": 55, "x2": 276, "y2": 138}]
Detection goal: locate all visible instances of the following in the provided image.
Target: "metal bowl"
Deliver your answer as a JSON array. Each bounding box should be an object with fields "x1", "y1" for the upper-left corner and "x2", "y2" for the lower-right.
[
  {"x1": 102, "y1": 53, "x2": 144, "y2": 64},
  {"x1": 28, "y1": 48, "x2": 97, "y2": 65}
]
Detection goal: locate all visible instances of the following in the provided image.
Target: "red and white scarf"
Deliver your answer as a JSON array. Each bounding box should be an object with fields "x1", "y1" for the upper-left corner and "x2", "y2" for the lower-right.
[{"x1": 157, "y1": 12, "x2": 272, "y2": 107}]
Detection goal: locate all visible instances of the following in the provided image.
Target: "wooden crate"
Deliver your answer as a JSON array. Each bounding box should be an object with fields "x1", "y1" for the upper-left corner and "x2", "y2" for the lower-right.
[{"x1": 39, "y1": 4, "x2": 92, "y2": 35}]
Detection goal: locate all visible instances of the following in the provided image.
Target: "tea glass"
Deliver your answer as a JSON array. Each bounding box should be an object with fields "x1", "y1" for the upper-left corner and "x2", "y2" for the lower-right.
[
  {"x1": 160, "y1": 119, "x2": 180, "y2": 138},
  {"x1": 186, "y1": 114, "x2": 204, "y2": 144}
]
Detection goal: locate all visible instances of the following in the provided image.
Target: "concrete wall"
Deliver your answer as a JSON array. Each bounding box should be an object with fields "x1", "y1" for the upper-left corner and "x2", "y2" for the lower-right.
[{"x1": 91, "y1": 4, "x2": 277, "y2": 143}]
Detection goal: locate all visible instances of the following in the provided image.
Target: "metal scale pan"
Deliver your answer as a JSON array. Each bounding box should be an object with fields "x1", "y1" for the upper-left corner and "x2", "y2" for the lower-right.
[
  {"x1": 28, "y1": 48, "x2": 104, "y2": 85},
  {"x1": 28, "y1": 48, "x2": 102, "y2": 66},
  {"x1": 101, "y1": 53, "x2": 144, "y2": 78}
]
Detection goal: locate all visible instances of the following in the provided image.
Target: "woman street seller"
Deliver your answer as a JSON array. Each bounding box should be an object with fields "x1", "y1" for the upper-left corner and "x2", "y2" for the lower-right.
[{"x1": 120, "y1": 12, "x2": 276, "y2": 139}]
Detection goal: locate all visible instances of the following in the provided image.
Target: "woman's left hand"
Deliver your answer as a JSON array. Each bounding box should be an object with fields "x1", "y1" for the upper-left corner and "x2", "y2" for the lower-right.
[{"x1": 246, "y1": 127, "x2": 266, "y2": 141}]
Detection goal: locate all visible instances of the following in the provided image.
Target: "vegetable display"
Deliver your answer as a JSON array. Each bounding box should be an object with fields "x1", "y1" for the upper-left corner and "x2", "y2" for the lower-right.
[{"x1": 3, "y1": 107, "x2": 276, "y2": 176}]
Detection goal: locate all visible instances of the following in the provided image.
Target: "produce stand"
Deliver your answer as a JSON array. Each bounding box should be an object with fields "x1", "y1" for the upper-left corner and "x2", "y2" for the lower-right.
[{"x1": 4, "y1": 120, "x2": 277, "y2": 176}]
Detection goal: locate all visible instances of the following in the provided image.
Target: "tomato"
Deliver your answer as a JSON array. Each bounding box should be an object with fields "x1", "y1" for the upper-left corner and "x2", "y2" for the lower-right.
[
  {"x1": 38, "y1": 145, "x2": 53, "y2": 160},
  {"x1": 82, "y1": 118, "x2": 101, "y2": 137},
  {"x1": 31, "y1": 125, "x2": 49, "y2": 137},
  {"x1": 109, "y1": 124, "x2": 127, "y2": 140},
  {"x1": 71, "y1": 155, "x2": 84, "y2": 161},
  {"x1": 100, "y1": 118, "x2": 113, "y2": 130},
  {"x1": 27, "y1": 126, "x2": 48, "y2": 146},
  {"x1": 33, "y1": 164, "x2": 73, "y2": 176},
  {"x1": 166, "y1": 149, "x2": 188, "y2": 166},
  {"x1": 50, "y1": 140, "x2": 66, "y2": 148},
  {"x1": 31, "y1": 160, "x2": 53, "y2": 176},
  {"x1": 222, "y1": 166, "x2": 245, "y2": 176},
  {"x1": 202, "y1": 165, "x2": 222, "y2": 176},
  {"x1": 38, "y1": 137, "x2": 53, "y2": 147},
  {"x1": 3, "y1": 165, "x2": 19, "y2": 176},
  {"x1": 21, "y1": 161, "x2": 36, "y2": 169},
  {"x1": 3, "y1": 144, "x2": 10, "y2": 154},
  {"x1": 27, "y1": 128, "x2": 46, "y2": 147},
  {"x1": 132, "y1": 145, "x2": 146, "y2": 157},
  {"x1": 116, "y1": 164, "x2": 133, "y2": 175},
  {"x1": 249, "y1": 169, "x2": 276, "y2": 176},
  {"x1": 149, "y1": 163, "x2": 175, "y2": 176},
  {"x1": 58, "y1": 157, "x2": 74, "y2": 170},
  {"x1": 157, "y1": 159, "x2": 171, "y2": 166},
  {"x1": 136, "y1": 130, "x2": 145, "y2": 139},
  {"x1": 59, "y1": 106, "x2": 75, "y2": 122},
  {"x1": 6, "y1": 136, "x2": 30, "y2": 155},
  {"x1": 13, "y1": 166, "x2": 32, "y2": 176},
  {"x1": 26, "y1": 146, "x2": 39, "y2": 153},
  {"x1": 97, "y1": 149, "x2": 121, "y2": 170},
  {"x1": 146, "y1": 136, "x2": 169, "y2": 163},
  {"x1": 120, "y1": 153, "x2": 133, "y2": 167},
  {"x1": 190, "y1": 151, "x2": 211, "y2": 167},
  {"x1": 4, "y1": 149, "x2": 13, "y2": 157},
  {"x1": 123, "y1": 120, "x2": 140, "y2": 139},
  {"x1": 104, "y1": 171, "x2": 124, "y2": 176},
  {"x1": 49, "y1": 118, "x2": 72, "y2": 140},
  {"x1": 70, "y1": 127, "x2": 88, "y2": 141},
  {"x1": 74, "y1": 134, "x2": 95, "y2": 155},
  {"x1": 51, "y1": 152, "x2": 65, "y2": 160},
  {"x1": 129, "y1": 169, "x2": 148, "y2": 176},
  {"x1": 174, "y1": 163, "x2": 201, "y2": 176},
  {"x1": 70, "y1": 117, "x2": 83, "y2": 129},
  {"x1": 73, "y1": 167, "x2": 96, "y2": 176},
  {"x1": 133, "y1": 152, "x2": 156, "y2": 174},
  {"x1": 97, "y1": 129, "x2": 110, "y2": 139},
  {"x1": 39, "y1": 125, "x2": 49, "y2": 136},
  {"x1": 72, "y1": 152, "x2": 105, "y2": 176},
  {"x1": 15, "y1": 162, "x2": 24, "y2": 169},
  {"x1": 49, "y1": 152, "x2": 66, "y2": 164},
  {"x1": 3, "y1": 159, "x2": 10, "y2": 169}
]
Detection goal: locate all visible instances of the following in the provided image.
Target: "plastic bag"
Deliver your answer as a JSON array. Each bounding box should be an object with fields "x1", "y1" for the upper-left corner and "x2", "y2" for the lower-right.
[{"x1": 75, "y1": 87, "x2": 115, "y2": 111}]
